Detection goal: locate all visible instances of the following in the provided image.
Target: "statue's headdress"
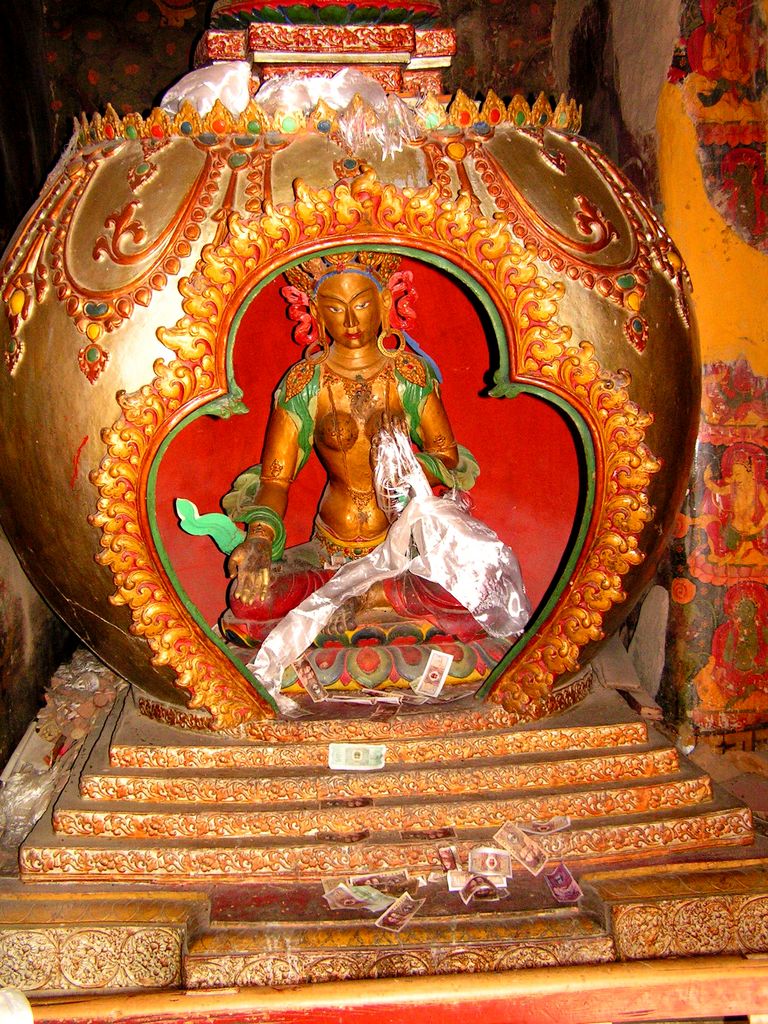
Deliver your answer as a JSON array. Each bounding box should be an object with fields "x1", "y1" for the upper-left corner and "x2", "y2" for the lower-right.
[{"x1": 283, "y1": 252, "x2": 401, "y2": 295}]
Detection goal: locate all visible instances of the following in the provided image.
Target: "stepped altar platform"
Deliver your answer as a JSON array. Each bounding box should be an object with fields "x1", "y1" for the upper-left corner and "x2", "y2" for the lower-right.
[{"x1": 2, "y1": 677, "x2": 768, "y2": 999}]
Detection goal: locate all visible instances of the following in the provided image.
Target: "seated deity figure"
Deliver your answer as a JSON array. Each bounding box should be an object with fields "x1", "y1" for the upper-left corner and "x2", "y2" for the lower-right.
[
  {"x1": 220, "y1": 250, "x2": 494, "y2": 646},
  {"x1": 174, "y1": 249, "x2": 529, "y2": 697}
]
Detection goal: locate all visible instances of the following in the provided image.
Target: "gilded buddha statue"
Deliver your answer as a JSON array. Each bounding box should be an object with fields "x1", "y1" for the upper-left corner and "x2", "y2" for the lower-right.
[
  {"x1": 177, "y1": 250, "x2": 529, "y2": 696},
  {"x1": 220, "y1": 250, "x2": 499, "y2": 643}
]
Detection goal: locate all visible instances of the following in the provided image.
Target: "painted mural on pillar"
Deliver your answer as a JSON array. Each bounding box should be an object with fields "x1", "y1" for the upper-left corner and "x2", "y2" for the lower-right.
[
  {"x1": 661, "y1": 357, "x2": 768, "y2": 732},
  {"x1": 669, "y1": 0, "x2": 768, "y2": 252}
]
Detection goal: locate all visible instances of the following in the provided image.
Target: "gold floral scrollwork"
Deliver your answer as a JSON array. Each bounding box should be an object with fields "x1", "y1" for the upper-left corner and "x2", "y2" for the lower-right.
[{"x1": 91, "y1": 167, "x2": 659, "y2": 727}]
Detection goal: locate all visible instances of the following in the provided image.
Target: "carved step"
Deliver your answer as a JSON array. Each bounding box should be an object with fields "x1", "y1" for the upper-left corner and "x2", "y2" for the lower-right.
[
  {"x1": 584, "y1": 859, "x2": 768, "y2": 961},
  {"x1": 183, "y1": 898, "x2": 615, "y2": 987},
  {"x1": 0, "y1": 889, "x2": 207, "y2": 996},
  {"x1": 79, "y1": 743, "x2": 683, "y2": 804},
  {"x1": 110, "y1": 695, "x2": 650, "y2": 770},
  {"x1": 21, "y1": 800, "x2": 753, "y2": 882},
  {"x1": 53, "y1": 771, "x2": 713, "y2": 839}
]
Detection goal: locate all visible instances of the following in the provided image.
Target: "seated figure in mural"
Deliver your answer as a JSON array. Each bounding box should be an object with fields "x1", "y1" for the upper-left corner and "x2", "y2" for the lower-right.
[
  {"x1": 219, "y1": 251, "x2": 489, "y2": 646},
  {"x1": 701, "y1": 443, "x2": 768, "y2": 563}
]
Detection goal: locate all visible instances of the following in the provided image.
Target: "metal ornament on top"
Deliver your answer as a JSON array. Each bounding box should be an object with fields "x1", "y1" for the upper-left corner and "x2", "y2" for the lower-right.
[{"x1": 0, "y1": 0, "x2": 699, "y2": 729}]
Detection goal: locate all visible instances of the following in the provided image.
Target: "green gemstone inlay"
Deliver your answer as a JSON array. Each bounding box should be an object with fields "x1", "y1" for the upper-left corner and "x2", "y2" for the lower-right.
[
  {"x1": 617, "y1": 273, "x2": 636, "y2": 289},
  {"x1": 125, "y1": 125, "x2": 138, "y2": 140},
  {"x1": 86, "y1": 346, "x2": 100, "y2": 363},
  {"x1": 135, "y1": 162, "x2": 149, "y2": 175},
  {"x1": 246, "y1": 120, "x2": 261, "y2": 134},
  {"x1": 228, "y1": 152, "x2": 248, "y2": 168},
  {"x1": 281, "y1": 116, "x2": 298, "y2": 133}
]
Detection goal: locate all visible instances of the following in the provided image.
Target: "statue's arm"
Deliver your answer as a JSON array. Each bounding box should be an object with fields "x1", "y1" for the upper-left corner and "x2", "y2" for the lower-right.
[
  {"x1": 253, "y1": 405, "x2": 300, "y2": 519},
  {"x1": 227, "y1": 406, "x2": 299, "y2": 603},
  {"x1": 416, "y1": 388, "x2": 459, "y2": 481}
]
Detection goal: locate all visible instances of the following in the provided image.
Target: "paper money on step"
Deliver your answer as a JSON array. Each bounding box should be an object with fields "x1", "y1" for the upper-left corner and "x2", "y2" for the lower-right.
[
  {"x1": 519, "y1": 815, "x2": 571, "y2": 835},
  {"x1": 447, "y1": 868, "x2": 507, "y2": 891},
  {"x1": 349, "y1": 869, "x2": 410, "y2": 891},
  {"x1": 459, "y1": 874, "x2": 499, "y2": 905},
  {"x1": 446, "y1": 869, "x2": 472, "y2": 891},
  {"x1": 328, "y1": 743, "x2": 386, "y2": 771},
  {"x1": 467, "y1": 846, "x2": 513, "y2": 878},
  {"x1": 492, "y1": 822, "x2": 548, "y2": 876},
  {"x1": 316, "y1": 829, "x2": 370, "y2": 844},
  {"x1": 319, "y1": 796, "x2": 373, "y2": 809},
  {"x1": 544, "y1": 862, "x2": 583, "y2": 903},
  {"x1": 411, "y1": 649, "x2": 453, "y2": 698},
  {"x1": 400, "y1": 826, "x2": 456, "y2": 841},
  {"x1": 374, "y1": 891, "x2": 425, "y2": 932},
  {"x1": 323, "y1": 882, "x2": 395, "y2": 913},
  {"x1": 437, "y1": 845, "x2": 459, "y2": 871}
]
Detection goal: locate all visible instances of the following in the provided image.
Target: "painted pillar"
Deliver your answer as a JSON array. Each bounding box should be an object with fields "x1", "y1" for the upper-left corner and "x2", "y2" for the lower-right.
[{"x1": 656, "y1": 0, "x2": 768, "y2": 733}]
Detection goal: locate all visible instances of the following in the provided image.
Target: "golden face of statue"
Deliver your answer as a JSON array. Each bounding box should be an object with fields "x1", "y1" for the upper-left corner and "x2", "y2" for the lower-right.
[{"x1": 313, "y1": 272, "x2": 392, "y2": 350}]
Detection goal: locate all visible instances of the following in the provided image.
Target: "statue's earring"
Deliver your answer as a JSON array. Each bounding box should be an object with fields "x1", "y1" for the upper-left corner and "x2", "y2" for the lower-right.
[{"x1": 377, "y1": 328, "x2": 406, "y2": 357}]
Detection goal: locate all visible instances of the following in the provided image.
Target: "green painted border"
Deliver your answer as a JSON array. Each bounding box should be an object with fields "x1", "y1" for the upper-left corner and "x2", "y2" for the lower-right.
[{"x1": 146, "y1": 242, "x2": 594, "y2": 706}]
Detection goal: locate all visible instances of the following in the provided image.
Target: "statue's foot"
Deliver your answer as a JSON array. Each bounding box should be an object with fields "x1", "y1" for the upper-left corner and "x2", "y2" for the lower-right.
[{"x1": 327, "y1": 599, "x2": 362, "y2": 635}]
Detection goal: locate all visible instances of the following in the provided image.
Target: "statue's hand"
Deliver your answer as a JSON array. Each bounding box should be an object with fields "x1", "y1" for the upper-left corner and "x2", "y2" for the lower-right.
[
  {"x1": 227, "y1": 536, "x2": 273, "y2": 604},
  {"x1": 371, "y1": 412, "x2": 408, "y2": 471}
]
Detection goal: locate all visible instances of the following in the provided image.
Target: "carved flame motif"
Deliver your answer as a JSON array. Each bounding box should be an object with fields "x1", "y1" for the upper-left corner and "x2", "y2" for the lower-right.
[{"x1": 90, "y1": 169, "x2": 660, "y2": 728}]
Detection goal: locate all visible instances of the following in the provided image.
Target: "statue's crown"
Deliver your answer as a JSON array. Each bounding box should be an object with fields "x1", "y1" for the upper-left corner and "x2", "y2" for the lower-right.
[{"x1": 284, "y1": 252, "x2": 401, "y2": 294}]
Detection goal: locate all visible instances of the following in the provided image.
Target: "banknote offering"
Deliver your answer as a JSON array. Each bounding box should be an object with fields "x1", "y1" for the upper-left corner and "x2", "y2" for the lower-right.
[
  {"x1": 519, "y1": 815, "x2": 571, "y2": 835},
  {"x1": 328, "y1": 743, "x2": 386, "y2": 771},
  {"x1": 411, "y1": 649, "x2": 454, "y2": 698},
  {"x1": 467, "y1": 846, "x2": 513, "y2": 877},
  {"x1": 400, "y1": 826, "x2": 456, "y2": 841},
  {"x1": 492, "y1": 822, "x2": 548, "y2": 876},
  {"x1": 459, "y1": 874, "x2": 498, "y2": 905},
  {"x1": 294, "y1": 660, "x2": 327, "y2": 702},
  {"x1": 447, "y1": 869, "x2": 507, "y2": 892},
  {"x1": 544, "y1": 862, "x2": 583, "y2": 904},
  {"x1": 316, "y1": 829, "x2": 370, "y2": 843},
  {"x1": 375, "y1": 892, "x2": 426, "y2": 932},
  {"x1": 349, "y1": 869, "x2": 410, "y2": 891},
  {"x1": 437, "y1": 845, "x2": 459, "y2": 871},
  {"x1": 446, "y1": 869, "x2": 472, "y2": 891},
  {"x1": 318, "y1": 796, "x2": 373, "y2": 809},
  {"x1": 323, "y1": 882, "x2": 395, "y2": 912},
  {"x1": 371, "y1": 701, "x2": 400, "y2": 719}
]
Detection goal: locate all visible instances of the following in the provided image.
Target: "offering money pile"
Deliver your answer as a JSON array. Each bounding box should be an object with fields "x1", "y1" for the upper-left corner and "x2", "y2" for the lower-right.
[
  {"x1": 428, "y1": 815, "x2": 584, "y2": 906},
  {"x1": 321, "y1": 869, "x2": 425, "y2": 932}
]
